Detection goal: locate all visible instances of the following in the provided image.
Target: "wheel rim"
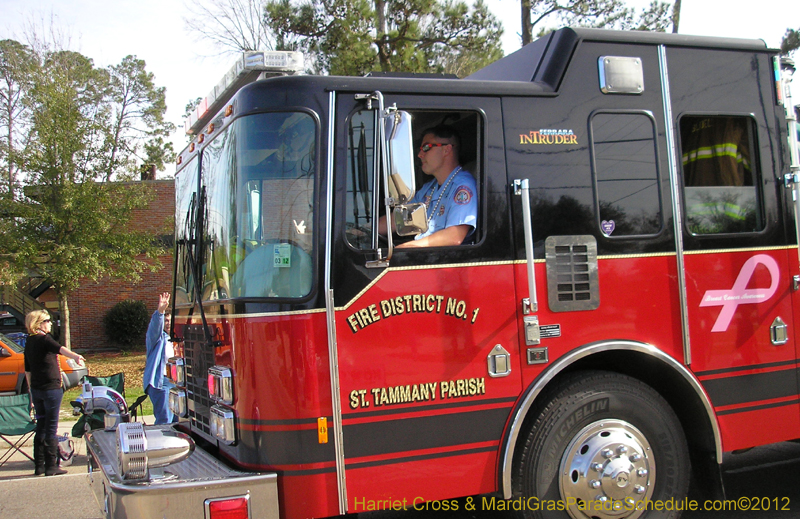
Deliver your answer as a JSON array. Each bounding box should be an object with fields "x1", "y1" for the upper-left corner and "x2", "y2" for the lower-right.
[{"x1": 558, "y1": 419, "x2": 654, "y2": 519}]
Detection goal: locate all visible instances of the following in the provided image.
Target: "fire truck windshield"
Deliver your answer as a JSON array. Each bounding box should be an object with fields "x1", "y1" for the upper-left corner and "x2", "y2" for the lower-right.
[
  {"x1": 192, "y1": 111, "x2": 316, "y2": 302},
  {"x1": 174, "y1": 155, "x2": 199, "y2": 307}
]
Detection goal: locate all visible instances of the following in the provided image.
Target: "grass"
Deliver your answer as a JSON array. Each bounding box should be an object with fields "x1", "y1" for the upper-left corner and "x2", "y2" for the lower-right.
[{"x1": 60, "y1": 347, "x2": 153, "y2": 421}]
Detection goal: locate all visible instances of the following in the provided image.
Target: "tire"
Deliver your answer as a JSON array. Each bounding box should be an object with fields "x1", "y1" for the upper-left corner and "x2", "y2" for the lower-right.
[{"x1": 514, "y1": 371, "x2": 690, "y2": 519}]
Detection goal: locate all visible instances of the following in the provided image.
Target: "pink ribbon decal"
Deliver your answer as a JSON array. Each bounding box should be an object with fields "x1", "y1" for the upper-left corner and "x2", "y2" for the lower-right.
[{"x1": 699, "y1": 254, "x2": 779, "y2": 333}]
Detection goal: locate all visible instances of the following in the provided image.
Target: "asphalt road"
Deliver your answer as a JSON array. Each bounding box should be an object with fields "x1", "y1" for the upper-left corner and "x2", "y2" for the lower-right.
[
  {"x1": 2, "y1": 441, "x2": 800, "y2": 519},
  {"x1": 0, "y1": 473, "x2": 102, "y2": 519}
]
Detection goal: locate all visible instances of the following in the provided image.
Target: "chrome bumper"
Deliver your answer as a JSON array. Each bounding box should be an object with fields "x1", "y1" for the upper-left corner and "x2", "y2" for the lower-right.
[{"x1": 85, "y1": 425, "x2": 279, "y2": 519}]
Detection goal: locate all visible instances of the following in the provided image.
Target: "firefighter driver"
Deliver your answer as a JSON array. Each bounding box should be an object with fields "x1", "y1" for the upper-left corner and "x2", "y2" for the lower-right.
[{"x1": 380, "y1": 125, "x2": 478, "y2": 247}]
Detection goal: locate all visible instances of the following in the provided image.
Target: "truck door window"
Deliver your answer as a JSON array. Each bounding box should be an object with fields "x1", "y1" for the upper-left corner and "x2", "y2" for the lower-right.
[
  {"x1": 345, "y1": 109, "x2": 482, "y2": 250},
  {"x1": 345, "y1": 110, "x2": 377, "y2": 250},
  {"x1": 591, "y1": 112, "x2": 663, "y2": 237},
  {"x1": 679, "y1": 115, "x2": 762, "y2": 234}
]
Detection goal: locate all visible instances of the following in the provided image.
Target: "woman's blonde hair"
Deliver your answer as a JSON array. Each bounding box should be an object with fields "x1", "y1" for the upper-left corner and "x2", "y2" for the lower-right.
[{"x1": 25, "y1": 309, "x2": 51, "y2": 335}]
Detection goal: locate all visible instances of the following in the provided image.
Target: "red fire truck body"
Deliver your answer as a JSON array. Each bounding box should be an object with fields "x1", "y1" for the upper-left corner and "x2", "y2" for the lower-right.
[{"x1": 85, "y1": 27, "x2": 800, "y2": 519}]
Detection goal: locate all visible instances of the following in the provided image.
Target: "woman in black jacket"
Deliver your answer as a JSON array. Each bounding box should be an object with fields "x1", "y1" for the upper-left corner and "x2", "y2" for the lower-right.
[{"x1": 23, "y1": 310, "x2": 85, "y2": 476}]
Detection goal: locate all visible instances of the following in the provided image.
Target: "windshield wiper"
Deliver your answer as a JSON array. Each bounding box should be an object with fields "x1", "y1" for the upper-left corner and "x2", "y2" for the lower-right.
[{"x1": 173, "y1": 187, "x2": 220, "y2": 348}]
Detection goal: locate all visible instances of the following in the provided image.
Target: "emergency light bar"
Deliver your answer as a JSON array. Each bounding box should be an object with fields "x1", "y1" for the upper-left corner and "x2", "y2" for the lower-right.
[{"x1": 185, "y1": 50, "x2": 304, "y2": 136}]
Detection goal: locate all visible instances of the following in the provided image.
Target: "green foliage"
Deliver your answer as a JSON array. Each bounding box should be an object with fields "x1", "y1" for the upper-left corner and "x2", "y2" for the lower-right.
[
  {"x1": 103, "y1": 299, "x2": 150, "y2": 348},
  {"x1": 0, "y1": 39, "x2": 37, "y2": 197},
  {"x1": 0, "y1": 39, "x2": 172, "y2": 348},
  {"x1": 782, "y1": 28, "x2": 800, "y2": 56},
  {"x1": 104, "y1": 55, "x2": 176, "y2": 180},
  {"x1": 263, "y1": 0, "x2": 504, "y2": 77},
  {"x1": 523, "y1": 0, "x2": 673, "y2": 44}
]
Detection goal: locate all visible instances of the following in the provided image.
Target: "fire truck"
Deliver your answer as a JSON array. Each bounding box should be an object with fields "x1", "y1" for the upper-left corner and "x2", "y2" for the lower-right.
[{"x1": 84, "y1": 27, "x2": 800, "y2": 519}]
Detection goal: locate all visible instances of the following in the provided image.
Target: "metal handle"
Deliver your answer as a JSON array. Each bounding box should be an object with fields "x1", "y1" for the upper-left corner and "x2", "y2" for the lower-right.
[{"x1": 514, "y1": 179, "x2": 538, "y2": 313}]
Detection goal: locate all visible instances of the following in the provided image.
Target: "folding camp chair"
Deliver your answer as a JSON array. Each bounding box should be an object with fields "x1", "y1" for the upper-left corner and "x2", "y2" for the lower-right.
[
  {"x1": 0, "y1": 393, "x2": 36, "y2": 466},
  {"x1": 129, "y1": 394, "x2": 149, "y2": 422},
  {"x1": 72, "y1": 372, "x2": 125, "y2": 438}
]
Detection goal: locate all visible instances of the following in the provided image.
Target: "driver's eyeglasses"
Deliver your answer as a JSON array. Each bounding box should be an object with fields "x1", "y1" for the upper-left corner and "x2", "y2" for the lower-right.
[{"x1": 419, "y1": 143, "x2": 450, "y2": 153}]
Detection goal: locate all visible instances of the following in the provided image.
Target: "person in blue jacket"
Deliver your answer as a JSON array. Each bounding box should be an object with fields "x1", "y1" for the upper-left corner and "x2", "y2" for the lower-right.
[{"x1": 144, "y1": 292, "x2": 175, "y2": 424}]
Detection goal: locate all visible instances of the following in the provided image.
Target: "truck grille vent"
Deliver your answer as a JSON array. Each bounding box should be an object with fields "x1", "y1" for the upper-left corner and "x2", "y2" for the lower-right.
[
  {"x1": 183, "y1": 325, "x2": 215, "y2": 437},
  {"x1": 545, "y1": 235, "x2": 600, "y2": 312}
]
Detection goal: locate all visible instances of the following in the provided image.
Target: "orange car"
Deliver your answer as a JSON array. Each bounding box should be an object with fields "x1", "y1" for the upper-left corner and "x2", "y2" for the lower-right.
[{"x1": 0, "y1": 332, "x2": 88, "y2": 395}]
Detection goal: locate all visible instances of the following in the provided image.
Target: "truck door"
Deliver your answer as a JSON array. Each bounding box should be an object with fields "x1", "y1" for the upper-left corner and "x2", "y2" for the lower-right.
[
  {"x1": 330, "y1": 91, "x2": 521, "y2": 510},
  {"x1": 677, "y1": 110, "x2": 800, "y2": 450}
]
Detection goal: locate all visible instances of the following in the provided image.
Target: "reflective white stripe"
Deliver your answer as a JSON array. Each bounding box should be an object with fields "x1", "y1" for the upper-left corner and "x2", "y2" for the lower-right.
[{"x1": 682, "y1": 143, "x2": 750, "y2": 169}]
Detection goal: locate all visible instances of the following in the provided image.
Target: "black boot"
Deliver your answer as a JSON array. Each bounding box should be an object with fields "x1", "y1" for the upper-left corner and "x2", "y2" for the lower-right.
[
  {"x1": 44, "y1": 438, "x2": 67, "y2": 476},
  {"x1": 33, "y1": 436, "x2": 45, "y2": 476}
]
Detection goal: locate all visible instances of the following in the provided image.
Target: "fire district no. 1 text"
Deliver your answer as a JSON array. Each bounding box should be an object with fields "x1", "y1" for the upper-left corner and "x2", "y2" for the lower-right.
[{"x1": 346, "y1": 294, "x2": 480, "y2": 334}]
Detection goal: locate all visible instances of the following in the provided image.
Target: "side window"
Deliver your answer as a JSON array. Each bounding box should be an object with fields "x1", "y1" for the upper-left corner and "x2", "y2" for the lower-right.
[
  {"x1": 590, "y1": 112, "x2": 663, "y2": 237},
  {"x1": 680, "y1": 115, "x2": 762, "y2": 234},
  {"x1": 344, "y1": 108, "x2": 482, "y2": 250},
  {"x1": 345, "y1": 110, "x2": 377, "y2": 250}
]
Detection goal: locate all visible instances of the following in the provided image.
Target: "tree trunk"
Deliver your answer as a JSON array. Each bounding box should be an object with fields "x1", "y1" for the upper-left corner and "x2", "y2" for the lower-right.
[
  {"x1": 374, "y1": 0, "x2": 390, "y2": 71},
  {"x1": 5, "y1": 108, "x2": 13, "y2": 197},
  {"x1": 671, "y1": 0, "x2": 681, "y2": 33},
  {"x1": 521, "y1": 0, "x2": 532, "y2": 46},
  {"x1": 58, "y1": 292, "x2": 71, "y2": 349}
]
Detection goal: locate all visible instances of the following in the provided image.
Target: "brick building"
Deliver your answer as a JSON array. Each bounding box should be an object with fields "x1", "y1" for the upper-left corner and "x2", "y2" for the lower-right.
[{"x1": 67, "y1": 179, "x2": 174, "y2": 350}]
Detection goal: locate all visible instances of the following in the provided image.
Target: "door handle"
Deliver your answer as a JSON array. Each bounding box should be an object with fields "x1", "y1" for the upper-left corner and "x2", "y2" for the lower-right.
[{"x1": 771, "y1": 316, "x2": 789, "y2": 345}]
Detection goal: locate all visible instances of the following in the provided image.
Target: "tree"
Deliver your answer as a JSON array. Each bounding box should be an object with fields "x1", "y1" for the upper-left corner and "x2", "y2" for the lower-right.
[
  {"x1": 782, "y1": 27, "x2": 800, "y2": 56},
  {"x1": 264, "y1": 0, "x2": 504, "y2": 76},
  {"x1": 670, "y1": 0, "x2": 680, "y2": 33},
  {"x1": 102, "y1": 56, "x2": 175, "y2": 181},
  {"x1": 0, "y1": 40, "x2": 36, "y2": 198},
  {"x1": 0, "y1": 44, "x2": 169, "y2": 349},
  {"x1": 519, "y1": 0, "x2": 673, "y2": 46},
  {"x1": 184, "y1": 0, "x2": 275, "y2": 54}
]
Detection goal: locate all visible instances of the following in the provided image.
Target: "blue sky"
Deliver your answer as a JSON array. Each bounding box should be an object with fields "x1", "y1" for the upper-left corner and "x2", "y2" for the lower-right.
[{"x1": 1, "y1": 0, "x2": 798, "y2": 170}]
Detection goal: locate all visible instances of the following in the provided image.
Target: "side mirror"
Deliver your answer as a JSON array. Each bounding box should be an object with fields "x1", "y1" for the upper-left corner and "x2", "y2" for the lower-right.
[
  {"x1": 385, "y1": 111, "x2": 416, "y2": 204},
  {"x1": 0, "y1": 347, "x2": 11, "y2": 358},
  {"x1": 393, "y1": 203, "x2": 428, "y2": 236}
]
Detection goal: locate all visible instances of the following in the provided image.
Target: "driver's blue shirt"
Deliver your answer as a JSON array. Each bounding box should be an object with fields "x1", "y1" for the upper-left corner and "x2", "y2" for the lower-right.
[{"x1": 409, "y1": 167, "x2": 477, "y2": 241}]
